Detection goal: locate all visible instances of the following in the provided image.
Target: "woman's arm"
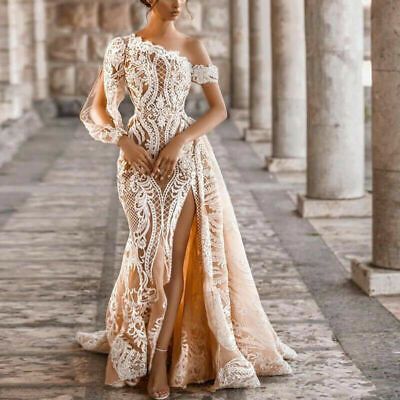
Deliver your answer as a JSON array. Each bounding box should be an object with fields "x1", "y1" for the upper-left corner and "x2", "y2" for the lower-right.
[
  {"x1": 179, "y1": 38, "x2": 228, "y2": 143},
  {"x1": 87, "y1": 72, "x2": 138, "y2": 154},
  {"x1": 88, "y1": 69, "x2": 121, "y2": 136},
  {"x1": 80, "y1": 37, "x2": 129, "y2": 145},
  {"x1": 80, "y1": 37, "x2": 153, "y2": 173}
]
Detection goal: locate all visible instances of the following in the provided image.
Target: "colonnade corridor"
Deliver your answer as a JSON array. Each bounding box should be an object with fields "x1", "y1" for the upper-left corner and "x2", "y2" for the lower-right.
[{"x1": 0, "y1": 0, "x2": 400, "y2": 399}]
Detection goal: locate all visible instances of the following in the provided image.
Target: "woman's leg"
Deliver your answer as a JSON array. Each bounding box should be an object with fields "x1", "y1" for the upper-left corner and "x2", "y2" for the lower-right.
[
  {"x1": 147, "y1": 190, "x2": 196, "y2": 395},
  {"x1": 157, "y1": 189, "x2": 195, "y2": 349}
]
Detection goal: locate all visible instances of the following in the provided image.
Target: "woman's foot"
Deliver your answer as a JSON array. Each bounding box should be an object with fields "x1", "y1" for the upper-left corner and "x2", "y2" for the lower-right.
[{"x1": 147, "y1": 347, "x2": 170, "y2": 399}]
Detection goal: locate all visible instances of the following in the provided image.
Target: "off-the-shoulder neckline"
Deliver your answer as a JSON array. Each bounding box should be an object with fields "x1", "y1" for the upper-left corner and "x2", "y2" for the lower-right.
[{"x1": 129, "y1": 32, "x2": 215, "y2": 69}]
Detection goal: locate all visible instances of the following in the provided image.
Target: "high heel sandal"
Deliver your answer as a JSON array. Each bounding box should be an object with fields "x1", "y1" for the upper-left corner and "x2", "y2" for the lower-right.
[{"x1": 148, "y1": 346, "x2": 170, "y2": 400}]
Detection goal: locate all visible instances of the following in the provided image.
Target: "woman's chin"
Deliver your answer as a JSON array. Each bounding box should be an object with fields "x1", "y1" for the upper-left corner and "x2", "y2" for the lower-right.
[{"x1": 162, "y1": 15, "x2": 179, "y2": 21}]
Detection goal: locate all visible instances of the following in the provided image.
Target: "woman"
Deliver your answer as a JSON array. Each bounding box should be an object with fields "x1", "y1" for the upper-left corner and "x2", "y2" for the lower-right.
[{"x1": 76, "y1": 0, "x2": 297, "y2": 399}]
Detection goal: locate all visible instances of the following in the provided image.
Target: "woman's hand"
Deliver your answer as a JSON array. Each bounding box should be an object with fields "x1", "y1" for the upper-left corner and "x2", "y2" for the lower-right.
[
  {"x1": 118, "y1": 135, "x2": 153, "y2": 174},
  {"x1": 152, "y1": 135, "x2": 187, "y2": 181}
]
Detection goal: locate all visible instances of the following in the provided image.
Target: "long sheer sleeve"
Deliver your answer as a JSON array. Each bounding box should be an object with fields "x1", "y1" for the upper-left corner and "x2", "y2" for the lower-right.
[{"x1": 80, "y1": 36, "x2": 128, "y2": 144}]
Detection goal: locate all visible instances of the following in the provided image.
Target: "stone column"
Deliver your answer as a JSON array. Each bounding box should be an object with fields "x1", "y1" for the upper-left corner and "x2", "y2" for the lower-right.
[
  {"x1": 8, "y1": 0, "x2": 33, "y2": 113},
  {"x1": 0, "y1": 1, "x2": 10, "y2": 83},
  {"x1": 352, "y1": 0, "x2": 400, "y2": 295},
  {"x1": 266, "y1": 0, "x2": 306, "y2": 172},
  {"x1": 0, "y1": 0, "x2": 10, "y2": 123},
  {"x1": 297, "y1": 0, "x2": 371, "y2": 218},
  {"x1": 1, "y1": 0, "x2": 25, "y2": 121},
  {"x1": 33, "y1": 0, "x2": 48, "y2": 100},
  {"x1": 245, "y1": 0, "x2": 272, "y2": 142},
  {"x1": 230, "y1": 0, "x2": 250, "y2": 121}
]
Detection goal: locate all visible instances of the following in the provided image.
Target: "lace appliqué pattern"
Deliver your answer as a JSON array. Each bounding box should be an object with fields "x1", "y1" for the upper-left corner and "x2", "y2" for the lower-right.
[
  {"x1": 76, "y1": 33, "x2": 297, "y2": 392},
  {"x1": 191, "y1": 64, "x2": 219, "y2": 85}
]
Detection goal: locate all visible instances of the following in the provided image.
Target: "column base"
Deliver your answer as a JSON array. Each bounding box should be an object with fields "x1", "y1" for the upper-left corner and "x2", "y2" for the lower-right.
[
  {"x1": 230, "y1": 108, "x2": 249, "y2": 121},
  {"x1": 297, "y1": 193, "x2": 372, "y2": 218},
  {"x1": 231, "y1": 119, "x2": 249, "y2": 139},
  {"x1": 244, "y1": 128, "x2": 271, "y2": 142},
  {"x1": 351, "y1": 258, "x2": 400, "y2": 296},
  {"x1": 0, "y1": 83, "x2": 25, "y2": 120},
  {"x1": 266, "y1": 156, "x2": 306, "y2": 172},
  {"x1": 0, "y1": 109, "x2": 43, "y2": 168}
]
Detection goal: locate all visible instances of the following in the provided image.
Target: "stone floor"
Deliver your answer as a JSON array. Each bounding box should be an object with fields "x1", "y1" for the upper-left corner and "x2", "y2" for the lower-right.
[
  {"x1": 250, "y1": 141, "x2": 400, "y2": 321},
  {"x1": 0, "y1": 117, "x2": 398, "y2": 399}
]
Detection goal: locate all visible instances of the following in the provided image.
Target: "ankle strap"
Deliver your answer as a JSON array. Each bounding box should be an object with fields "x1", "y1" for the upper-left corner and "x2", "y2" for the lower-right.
[{"x1": 155, "y1": 346, "x2": 168, "y2": 352}]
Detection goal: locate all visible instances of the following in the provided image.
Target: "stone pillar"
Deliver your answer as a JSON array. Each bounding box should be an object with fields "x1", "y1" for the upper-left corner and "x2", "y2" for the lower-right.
[
  {"x1": 297, "y1": 0, "x2": 371, "y2": 218},
  {"x1": 33, "y1": 0, "x2": 48, "y2": 100},
  {"x1": 245, "y1": 0, "x2": 272, "y2": 142},
  {"x1": 230, "y1": 0, "x2": 249, "y2": 121},
  {"x1": 8, "y1": 0, "x2": 33, "y2": 113},
  {"x1": 266, "y1": 0, "x2": 306, "y2": 172},
  {"x1": 0, "y1": 0, "x2": 42, "y2": 123},
  {"x1": 352, "y1": 0, "x2": 400, "y2": 295},
  {"x1": 0, "y1": 0, "x2": 10, "y2": 124},
  {"x1": 1, "y1": 0, "x2": 25, "y2": 121},
  {"x1": 0, "y1": 1, "x2": 10, "y2": 83}
]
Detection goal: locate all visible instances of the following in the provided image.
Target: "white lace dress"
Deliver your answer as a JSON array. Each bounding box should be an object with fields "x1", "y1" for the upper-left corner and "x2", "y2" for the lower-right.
[{"x1": 76, "y1": 33, "x2": 297, "y2": 391}]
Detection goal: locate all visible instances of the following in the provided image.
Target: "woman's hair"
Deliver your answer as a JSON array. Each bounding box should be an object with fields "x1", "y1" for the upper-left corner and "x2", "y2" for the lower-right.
[{"x1": 139, "y1": 0, "x2": 192, "y2": 18}]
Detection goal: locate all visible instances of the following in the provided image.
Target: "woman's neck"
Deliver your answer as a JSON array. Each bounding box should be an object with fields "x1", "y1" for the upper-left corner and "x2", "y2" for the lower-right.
[{"x1": 143, "y1": 14, "x2": 177, "y2": 39}]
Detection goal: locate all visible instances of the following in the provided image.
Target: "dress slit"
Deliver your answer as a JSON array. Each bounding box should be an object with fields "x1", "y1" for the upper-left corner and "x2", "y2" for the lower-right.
[
  {"x1": 169, "y1": 212, "x2": 216, "y2": 387},
  {"x1": 169, "y1": 186, "x2": 196, "y2": 273},
  {"x1": 145, "y1": 175, "x2": 197, "y2": 372}
]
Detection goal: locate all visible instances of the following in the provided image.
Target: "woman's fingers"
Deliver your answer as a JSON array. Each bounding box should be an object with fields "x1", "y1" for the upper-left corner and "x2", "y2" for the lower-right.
[
  {"x1": 168, "y1": 161, "x2": 177, "y2": 178},
  {"x1": 160, "y1": 160, "x2": 174, "y2": 180},
  {"x1": 140, "y1": 151, "x2": 153, "y2": 170},
  {"x1": 138, "y1": 159, "x2": 151, "y2": 174},
  {"x1": 121, "y1": 142, "x2": 155, "y2": 174},
  {"x1": 158, "y1": 155, "x2": 167, "y2": 169},
  {"x1": 143, "y1": 151, "x2": 154, "y2": 172},
  {"x1": 139, "y1": 154, "x2": 152, "y2": 173},
  {"x1": 165, "y1": 160, "x2": 174, "y2": 178},
  {"x1": 141, "y1": 149, "x2": 153, "y2": 167},
  {"x1": 128, "y1": 154, "x2": 176, "y2": 179},
  {"x1": 152, "y1": 157, "x2": 162, "y2": 178},
  {"x1": 129, "y1": 159, "x2": 175, "y2": 179},
  {"x1": 158, "y1": 158, "x2": 170, "y2": 180}
]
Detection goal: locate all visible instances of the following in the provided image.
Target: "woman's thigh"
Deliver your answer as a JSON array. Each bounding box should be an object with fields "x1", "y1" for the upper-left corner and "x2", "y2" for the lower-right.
[{"x1": 171, "y1": 189, "x2": 196, "y2": 278}]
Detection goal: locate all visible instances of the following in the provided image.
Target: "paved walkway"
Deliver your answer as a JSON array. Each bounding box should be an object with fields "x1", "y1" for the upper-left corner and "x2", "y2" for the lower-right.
[{"x1": 0, "y1": 117, "x2": 398, "y2": 399}]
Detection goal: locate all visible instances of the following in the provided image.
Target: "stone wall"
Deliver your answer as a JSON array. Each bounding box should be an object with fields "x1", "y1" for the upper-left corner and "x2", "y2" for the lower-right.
[
  {"x1": 0, "y1": 0, "x2": 48, "y2": 124},
  {"x1": 46, "y1": 0, "x2": 231, "y2": 107},
  {"x1": 0, "y1": 1, "x2": 371, "y2": 120}
]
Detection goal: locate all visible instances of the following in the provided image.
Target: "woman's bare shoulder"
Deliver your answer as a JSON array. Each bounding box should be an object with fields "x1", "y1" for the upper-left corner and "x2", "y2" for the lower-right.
[{"x1": 181, "y1": 35, "x2": 212, "y2": 65}]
